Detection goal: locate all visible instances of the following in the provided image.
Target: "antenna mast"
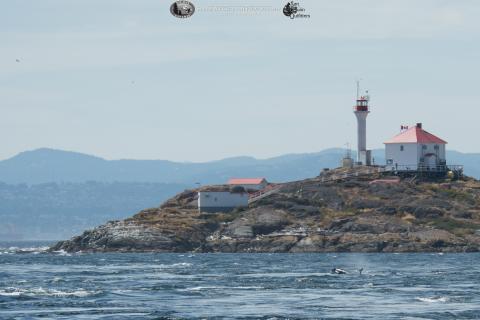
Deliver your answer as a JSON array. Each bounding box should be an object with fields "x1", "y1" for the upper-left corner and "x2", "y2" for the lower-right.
[
  {"x1": 356, "y1": 79, "x2": 361, "y2": 99},
  {"x1": 345, "y1": 142, "x2": 352, "y2": 159}
]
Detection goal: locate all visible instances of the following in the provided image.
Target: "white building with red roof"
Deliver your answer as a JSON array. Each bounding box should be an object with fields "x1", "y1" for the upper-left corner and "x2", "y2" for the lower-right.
[
  {"x1": 227, "y1": 178, "x2": 268, "y2": 191},
  {"x1": 384, "y1": 123, "x2": 447, "y2": 171}
]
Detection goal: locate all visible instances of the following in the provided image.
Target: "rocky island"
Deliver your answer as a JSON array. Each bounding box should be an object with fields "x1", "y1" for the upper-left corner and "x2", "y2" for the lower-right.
[{"x1": 51, "y1": 168, "x2": 480, "y2": 253}]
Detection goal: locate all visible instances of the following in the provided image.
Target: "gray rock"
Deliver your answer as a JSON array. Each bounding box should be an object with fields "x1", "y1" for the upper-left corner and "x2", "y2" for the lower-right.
[{"x1": 414, "y1": 207, "x2": 445, "y2": 219}]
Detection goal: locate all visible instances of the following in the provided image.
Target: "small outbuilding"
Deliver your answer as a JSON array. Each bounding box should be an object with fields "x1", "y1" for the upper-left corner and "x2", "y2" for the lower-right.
[
  {"x1": 384, "y1": 123, "x2": 447, "y2": 171},
  {"x1": 198, "y1": 189, "x2": 248, "y2": 213},
  {"x1": 227, "y1": 178, "x2": 268, "y2": 191}
]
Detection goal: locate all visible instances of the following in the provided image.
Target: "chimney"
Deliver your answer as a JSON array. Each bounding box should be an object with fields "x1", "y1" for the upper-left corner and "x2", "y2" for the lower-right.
[{"x1": 416, "y1": 123, "x2": 422, "y2": 129}]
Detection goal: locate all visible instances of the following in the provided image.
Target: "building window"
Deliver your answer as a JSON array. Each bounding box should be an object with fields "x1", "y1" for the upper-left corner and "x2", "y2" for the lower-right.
[
  {"x1": 422, "y1": 145, "x2": 427, "y2": 150},
  {"x1": 400, "y1": 145, "x2": 404, "y2": 151},
  {"x1": 434, "y1": 145, "x2": 439, "y2": 150}
]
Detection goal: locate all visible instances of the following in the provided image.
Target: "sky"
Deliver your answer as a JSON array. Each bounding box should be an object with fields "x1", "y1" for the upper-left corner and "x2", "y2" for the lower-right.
[{"x1": 1, "y1": 0, "x2": 479, "y2": 162}]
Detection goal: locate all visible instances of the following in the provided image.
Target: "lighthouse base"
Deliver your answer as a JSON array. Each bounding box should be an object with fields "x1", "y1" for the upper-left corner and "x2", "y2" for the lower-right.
[{"x1": 358, "y1": 150, "x2": 372, "y2": 166}]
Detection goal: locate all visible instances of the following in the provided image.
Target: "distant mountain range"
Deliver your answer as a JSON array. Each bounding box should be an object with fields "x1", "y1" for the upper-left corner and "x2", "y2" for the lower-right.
[
  {"x1": 0, "y1": 148, "x2": 478, "y2": 240},
  {"x1": 0, "y1": 148, "x2": 479, "y2": 184},
  {"x1": 0, "y1": 181, "x2": 187, "y2": 241}
]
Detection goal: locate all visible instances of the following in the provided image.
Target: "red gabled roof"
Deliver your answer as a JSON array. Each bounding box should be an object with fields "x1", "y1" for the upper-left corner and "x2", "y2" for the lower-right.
[
  {"x1": 228, "y1": 178, "x2": 266, "y2": 185},
  {"x1": 384, "y1": 125, "x2": 447, "y2": 144}
]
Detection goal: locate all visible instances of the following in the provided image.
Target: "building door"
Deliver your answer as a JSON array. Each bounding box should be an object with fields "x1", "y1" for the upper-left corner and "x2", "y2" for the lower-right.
[{"x1": 424, "y1": 153, "x2": 437, "y2": 170}]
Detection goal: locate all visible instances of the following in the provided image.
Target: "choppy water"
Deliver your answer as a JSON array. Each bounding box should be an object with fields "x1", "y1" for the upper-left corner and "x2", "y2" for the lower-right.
[{"x1": 1, "y1": 242, "x2": 479, "y2": 319}]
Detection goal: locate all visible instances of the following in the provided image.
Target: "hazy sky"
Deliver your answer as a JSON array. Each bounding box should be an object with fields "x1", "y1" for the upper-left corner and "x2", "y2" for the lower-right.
[{"x1": 1, "y1": 0, "x2": 479, "y2": 161}]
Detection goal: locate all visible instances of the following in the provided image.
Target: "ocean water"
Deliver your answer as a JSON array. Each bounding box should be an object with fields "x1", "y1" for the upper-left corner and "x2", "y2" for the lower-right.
[{"x1": 0, "y1": 242, "x2": 479, "y2": 319}]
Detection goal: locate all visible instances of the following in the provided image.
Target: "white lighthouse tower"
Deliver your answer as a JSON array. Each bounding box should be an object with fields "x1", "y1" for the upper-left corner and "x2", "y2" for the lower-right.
[{"x1": 354, "y1": 89, "x2": 372, "y2": 165}]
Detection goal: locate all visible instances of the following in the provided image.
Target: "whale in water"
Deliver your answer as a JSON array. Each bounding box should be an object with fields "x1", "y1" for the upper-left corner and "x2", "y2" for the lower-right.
[{"x1": 331, "y1": 268, "x2": 348, "y2": 275}]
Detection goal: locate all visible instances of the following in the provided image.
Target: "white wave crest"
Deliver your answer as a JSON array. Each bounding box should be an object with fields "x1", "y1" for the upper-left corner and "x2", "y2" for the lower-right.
[
  {"x1": 0, "y1": 287, "x2": 98, "y2": 298},
  {"x1": 182, "y1": 286, "x2": 263, "y2": 292},
  {"x1": 51, "y1": 249, "x2": 72, "y2": 256},
  {"x1": 155, "y1": 262, "x2": 192, "y2": 269},
  {"x1": 0, "y1": 246, "x2": 49, "y2": 254},
  {"x1": 416, "y1": 296, "x2": 448, "y2": 303},
  {"x1": 171, "y1": 262, "x2": 192, "y2": 267}
]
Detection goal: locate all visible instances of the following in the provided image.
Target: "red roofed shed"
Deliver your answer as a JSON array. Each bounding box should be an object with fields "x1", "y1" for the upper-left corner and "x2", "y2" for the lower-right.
[{"x1": 227, "y1": 178, "x2": 268, "y2": 191}]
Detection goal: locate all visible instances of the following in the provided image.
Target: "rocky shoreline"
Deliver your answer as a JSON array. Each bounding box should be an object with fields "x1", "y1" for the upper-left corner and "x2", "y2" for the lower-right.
[{"x1": 51, "y1": 170, "x2": 480, "y2": 253}]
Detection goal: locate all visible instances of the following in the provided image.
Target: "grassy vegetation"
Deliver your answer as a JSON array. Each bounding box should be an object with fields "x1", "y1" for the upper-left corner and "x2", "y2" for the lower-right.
[
  {"x1": 441, "y1": 189, "x2": 476, "y2": 205},
  {"x1": 200, "y1": 211, "x2": 244, "y2": 224},
  {"x1": 428, "y1": 217, "x2": 480, "y2": 235},
  {"x1": 322, "y1": 208, "x2": 357, "y2": 220}
]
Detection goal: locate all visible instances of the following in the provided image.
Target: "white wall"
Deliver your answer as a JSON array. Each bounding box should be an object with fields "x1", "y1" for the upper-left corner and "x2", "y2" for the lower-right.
[
  {"x1": 417, "y1": 143, "x2": 446, "y2": 161},
  {"x1": 198, "y1": 192, "x2": 248, "y2": 212},
  {"x1": 385, "y1": 143, "x2": 418, "y2": 170},
  {"x1": 386, "y1": 143, "x2": 447, "y2": 170}
]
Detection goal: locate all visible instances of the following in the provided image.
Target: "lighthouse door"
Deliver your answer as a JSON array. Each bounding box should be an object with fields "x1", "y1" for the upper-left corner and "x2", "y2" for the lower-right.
[{"x1": 424, "y1": 153, "x2": 438, "y2": 170}]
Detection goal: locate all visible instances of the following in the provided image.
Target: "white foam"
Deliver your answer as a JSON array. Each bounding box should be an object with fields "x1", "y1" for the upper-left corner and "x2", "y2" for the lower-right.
[
  {"x1": 172, "y1": 262, "x2": 192, "y2": 267},
  {"x1": 53, "y1": 289, "x2": 93, "y2": 297},
  {"x1": 182, "y1": 286, "x2": 263, "y2": 292},
  {"x1": 0, "y1": 246, "x2": 49, "y2": 254},
  {"x1": 155, "y1": 262, "x2": 192, "y2": 269},
  {"x1": 416, "y1": 296, "x2": 448, "y2": 303},
  {"x1": 240, "y1": 272, "x2": 330, "y2": 278},
  {"x1": 0, "y1": 287, "x2": 98, "y2": 298},
  {"x1": 0, "y1": 290, "x2": 22, "y2": 297},
  {"x1": 52, "y1": 249, "x2": 72, "y2": 256}
]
